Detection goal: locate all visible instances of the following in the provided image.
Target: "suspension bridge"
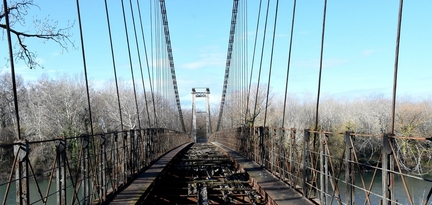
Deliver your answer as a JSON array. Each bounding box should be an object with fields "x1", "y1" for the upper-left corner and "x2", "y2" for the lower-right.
[{"x1": 1, "y1": 0, "x2": 432, "y2": 204}]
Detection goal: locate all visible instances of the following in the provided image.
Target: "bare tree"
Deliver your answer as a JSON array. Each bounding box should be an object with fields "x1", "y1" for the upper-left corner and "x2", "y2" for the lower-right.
[
  {"x1": 24, "y1": 74, "x2": 89, "y2": 138},
  {"x1": 1, "y1": 0, "x2": 74, "y2": 68},
  {"x1": 0, "y1": 72, "x2": 26, "y2": 140}
]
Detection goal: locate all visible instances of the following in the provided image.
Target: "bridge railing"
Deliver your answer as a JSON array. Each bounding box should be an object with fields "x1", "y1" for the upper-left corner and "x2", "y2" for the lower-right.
[
  {"x1": 0, "y1": 128, "x2": 191, "y2": 205},
  {"x1": 210, "y1": 126, "x2": 432, "y2": 205}
]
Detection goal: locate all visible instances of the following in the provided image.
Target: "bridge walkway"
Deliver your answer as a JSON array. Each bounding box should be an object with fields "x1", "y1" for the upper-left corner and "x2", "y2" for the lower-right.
[{"x1": 109, "y1": 142, "x2": 313, "y2": 205}]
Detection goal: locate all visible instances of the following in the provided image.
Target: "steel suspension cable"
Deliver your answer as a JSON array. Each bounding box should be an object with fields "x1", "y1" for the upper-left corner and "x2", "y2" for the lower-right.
[
  {"x1": 315, "y1": 0, "x2": 328, "y2": 131},
  {"x1": 281, "y1": 0, "x2": 297, "y2": 128},
  {"x1": 390, "y1": 3, "x2": 412, "y2": 204},
  {"x1": 156, "y1": 0, "x2": 162, "y2": 124},
  {"x1": 243, "y1": 0, "x2": 248, "y2": 123},
  {"x1": 263, "y1": 0, "x2": 280, "y2": 127},
  {"x1": 244, "y1": 0, "x2": 263, "y2": 126},
  {"x1": 155, "y1": 0, "x2": 160, "y2": 98},
  {"x1": 241, "y1": 0, "x2": 247, "y2": 125},
  {"x1": 127, "y1": 0, "x2": 151, "y2": 128},
  {"x1": 150, "y1": 0, "x2": 155, "y2": 102},
  {"x1": 390, "y1": 0, "x2": 404, "y2": 135},
  {"x1": 103, "y1": 0, "x2": 124, "y2": 131},
  {"x1": 136, "y1": 0, "x2": 158, "y2": 129},
  {"x1": 216, "y1": 0, "x2": 239, "y2": 131},
  {"x1": 252, "y1": 0, "x2": 271, "y2": 127},
  {"x1": 3, "y1": 0, "x2": 21, "y2": 140},
  {"x1": 120, "y1": 0, "x2": 141, "y2": 129},
  {"x1": 75, "y1": 0, "x2": 94, "y2": 136},
  {"x1": 159, "y1": 0, "x2": 186, "y2": 132}
]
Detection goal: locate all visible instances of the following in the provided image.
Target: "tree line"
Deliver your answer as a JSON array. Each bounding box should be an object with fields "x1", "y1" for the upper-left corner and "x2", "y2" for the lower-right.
[
  {"x1": 219, "y1": 86, "x2": 432, "y2": 175},
  {"x1": 1, "y1": 73, "x2": 432, "y2": 178}
]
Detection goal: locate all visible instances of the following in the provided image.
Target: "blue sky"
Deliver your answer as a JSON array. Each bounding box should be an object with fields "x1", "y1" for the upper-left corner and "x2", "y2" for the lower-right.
[{"x1": 1, "y1": 0, "x2": 431, "y2": 111}]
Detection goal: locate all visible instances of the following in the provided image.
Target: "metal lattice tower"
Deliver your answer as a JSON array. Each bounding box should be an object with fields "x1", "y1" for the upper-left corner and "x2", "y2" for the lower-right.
[{"x1": 191, "y1": 88, "x2": 212, "y2": 143}]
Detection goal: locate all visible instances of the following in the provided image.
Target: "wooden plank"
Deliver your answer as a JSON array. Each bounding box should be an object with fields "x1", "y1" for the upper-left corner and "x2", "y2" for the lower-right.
[
  {"x1": 212, "y1": 142, "x2": 314, "y2": 205},
  {"x1": 109, "y1": 143, "x2": 191, "y2": 205}
]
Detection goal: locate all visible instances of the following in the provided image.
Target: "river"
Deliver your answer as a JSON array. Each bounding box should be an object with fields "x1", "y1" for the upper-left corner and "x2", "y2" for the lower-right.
[
  {"x1": 326, "y1": 171, "x2": 432, "y2": 204},
  {"x1": 1, "y1": 172, "x2": 431, "y2": 204}
]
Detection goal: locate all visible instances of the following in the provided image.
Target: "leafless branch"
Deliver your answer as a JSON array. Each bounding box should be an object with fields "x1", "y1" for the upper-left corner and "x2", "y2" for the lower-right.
[{"x1": 1, "y1": 0, "x2": 75, "y2": 69}]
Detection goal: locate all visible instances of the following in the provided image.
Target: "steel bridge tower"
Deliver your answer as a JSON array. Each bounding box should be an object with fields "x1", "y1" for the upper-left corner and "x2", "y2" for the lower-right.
[{"x1": 191, "y1": 88, "x2": 211, "y2": 143}]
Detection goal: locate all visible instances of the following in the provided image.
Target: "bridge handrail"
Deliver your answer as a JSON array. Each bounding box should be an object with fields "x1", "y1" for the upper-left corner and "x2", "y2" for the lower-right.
[
  {"x1": 0, "y1": 128, "x2": 191, "y2": 205},
  {"x1": 210, "y1": 126, "x2": 432, "y2": 205}
]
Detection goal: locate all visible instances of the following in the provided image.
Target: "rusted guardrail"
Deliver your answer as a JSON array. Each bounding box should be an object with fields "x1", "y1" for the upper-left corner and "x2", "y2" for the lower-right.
[
  {"x1": 0, "y1": 128, "x2": 190, "y2": 205},
  {"x1": 210, "y1": 126, "x2": 432, "y2": 205}
]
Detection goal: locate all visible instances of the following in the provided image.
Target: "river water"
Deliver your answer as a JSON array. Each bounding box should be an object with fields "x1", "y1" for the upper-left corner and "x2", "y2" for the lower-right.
[
  {"x1": 1, "y1": 172, "x2": 431, "y2": 204},
  {"x1": 325, "y1": 171, "x2": 432, "y2": 204},
  {"x1": 0, "y1": 178, "x2": 76, "y2": 205}
]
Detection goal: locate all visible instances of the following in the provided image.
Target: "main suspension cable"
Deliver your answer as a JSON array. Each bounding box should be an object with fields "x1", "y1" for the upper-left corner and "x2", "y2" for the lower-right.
[
  {"x1": 216, "y1": 0, "x2": 240, "y2": 131},
  {"x1": 159, "y1": 0, "x2": 186, "y2": 132}
]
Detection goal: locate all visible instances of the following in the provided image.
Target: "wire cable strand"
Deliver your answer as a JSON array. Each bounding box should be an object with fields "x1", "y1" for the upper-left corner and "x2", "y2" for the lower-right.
[
  {"x1": 390, "y1": 0, "x2": 404, "y2": 135},
  {"x1": 128, "y1": 0, "x2": 151, "y2": 129},
  {"x1": 263, "y1": 0, "x2": 280, "y2": 127},
  {"x1": 315, "y1": 0, "x2": 328, "y2": 131},
  {"x1": 104, "y1": 0, "x2": 124, "y2": 131},
  {"x1": 216, "y1": 0, "x2": 240, "y2": 131},
  {"x1": 120, "y1": 0, "x2": 141, "y2": 130},
  {"x1": 252, "y1": 0, "x2": 271, "y2": 127},
  {"x1": 245, "y1": 0, "x2": 263, "y2": 126},
  {"x1": 136, "y1": 0, "x2": 158, "y2": 129},
  {"x1": 3, "y1": 0, "x2": 21, "y2": 140},
  {"x1": 159, "y1": 0, "x2": 186, "y2": 132},
  {"x1": 281, "y1": 0, "x2": 297, "y2": 128},
  {"x1": 75, "y1": 0, "x2": 94, "y2": 136}
]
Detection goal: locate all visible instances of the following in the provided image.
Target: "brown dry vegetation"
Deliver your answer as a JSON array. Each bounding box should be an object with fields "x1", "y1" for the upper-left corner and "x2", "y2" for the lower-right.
[
  {"x1": 1, "y1": 75, "x2": 431, "y2": 179},
  {"x1": 219, "y1": 86, "x2": 432, "y2": 175}
]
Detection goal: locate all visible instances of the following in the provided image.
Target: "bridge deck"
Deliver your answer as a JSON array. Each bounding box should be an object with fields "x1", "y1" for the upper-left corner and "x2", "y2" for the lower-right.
[
  {"x1": 212, "y1": 142, "x2": 312, "y2": 205},
  {"x1": 109, "y1": 142, "x2": 312, "y2": 205}
]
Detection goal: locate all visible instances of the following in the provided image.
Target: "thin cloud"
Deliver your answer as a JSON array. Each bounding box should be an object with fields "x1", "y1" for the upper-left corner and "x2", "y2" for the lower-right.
[
  {"x1": 324, "y1": 58, "x2": 349, "y2": 68},
  {"x1": 298, "y1": 30, "x2": 310, "y2": 35},
  {"x1": 294, "y1": 58, "x2": 349, "y2": 69},
  {"x1": 360, "y1": 49, "x2": 378, "y2": 57},
  {"x1": 180, "y1": 53, "x2": 225, "y2": 70}
]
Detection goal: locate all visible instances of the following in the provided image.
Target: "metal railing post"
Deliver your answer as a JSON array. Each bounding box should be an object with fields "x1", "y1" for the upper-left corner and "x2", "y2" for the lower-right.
[
  {"x1": 81, "y1": 136, "x2": 90, "y2": 205},
  {"x1": 138, "y1": 129, "x2": 143, "y2": 170},
  {"x1": 303, "y1": 129, "x2": 310, "y2": 198},
  {"x1": 259, "y1": 126, "x2": 264, "y2": 166},
  {"x1": 319, "y1": 131, "x2": 327, "y2": 204},
  {"x1": 129, "y1": 130, "x2": 135, "y2": 175},
  {"x1": 382, "y1": 133, "x2": 395, "y2": 205},
  {"x1": 14, "y1": 140, "x2": 29, "y2": 205},
  {"x1": 289, "y1": 129, "x2": 296, "y2": 188},
  {"x1": 271, "y1": 128, "x2": 276, "y2": 174},
  {"x1": 56, "y1": 138, "x2": 66, "y2": 205},
  {"x1": 122, "y1": 132, "x2": 128, "y2": 184},
  {"x1": 344, "y1": 131, "x2": 355, "y2": 205},
  {"x1": 145, "y1": 129, "x2": 150, "y2": 166},
  {"x1": 99, "y1": 134, "x2": 106, "y2": 202},
  {"x1": 113, "y1": 133, "x2": 119, "y2": 190},
  {"x1": 279, "y1": 128, "x2": 285, "y2": 181}
]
